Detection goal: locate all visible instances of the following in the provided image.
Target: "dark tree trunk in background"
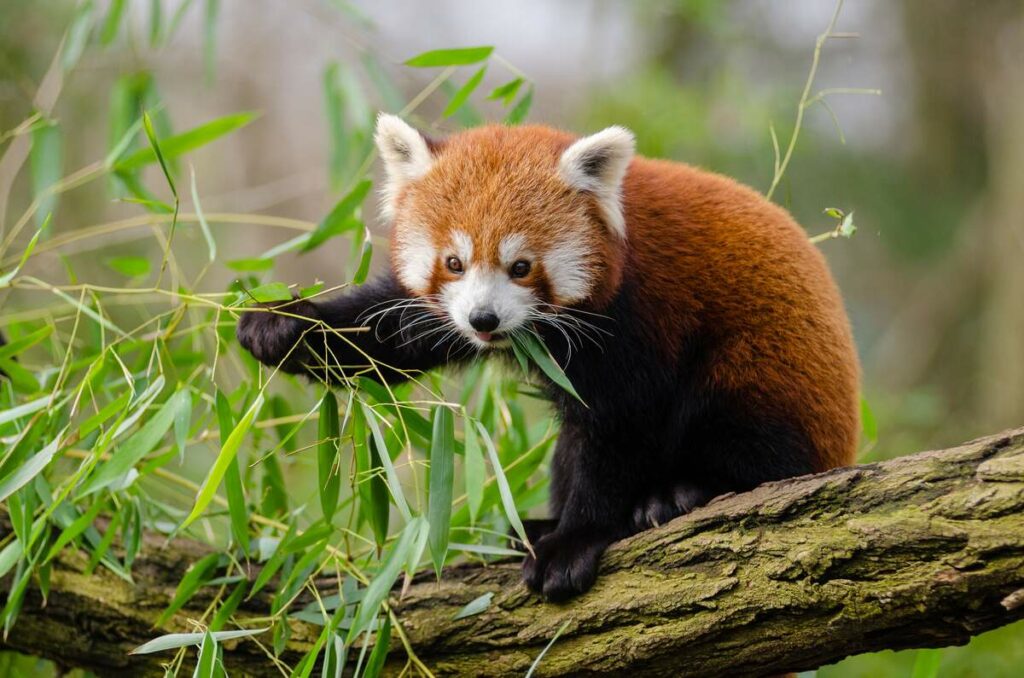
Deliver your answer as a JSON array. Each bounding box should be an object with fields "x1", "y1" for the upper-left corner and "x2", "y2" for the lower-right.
[{"x1": 3, "y1": 428, "x2": 1024, "y2": 676}]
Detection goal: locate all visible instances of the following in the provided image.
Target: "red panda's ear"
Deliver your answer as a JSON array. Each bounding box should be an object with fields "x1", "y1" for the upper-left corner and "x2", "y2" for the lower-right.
[
  {"x1": 374, "y1": 113, "x2": 435, "y2": 219},
  {"x1": 558, "y1": 126, "x2": 635, "y2": 239}
]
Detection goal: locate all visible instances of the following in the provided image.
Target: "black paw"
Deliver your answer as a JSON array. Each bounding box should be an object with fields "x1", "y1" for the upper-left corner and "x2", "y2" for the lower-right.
[
  {"x1": 522, "y1": 529, "x2": 610, "y2": 602},
  {"x1": 236, "y1": 298, "x2": 319, "y2": 370},
  {"x1": 631, "y1": 483, "x2": 714, "y2": 530}
]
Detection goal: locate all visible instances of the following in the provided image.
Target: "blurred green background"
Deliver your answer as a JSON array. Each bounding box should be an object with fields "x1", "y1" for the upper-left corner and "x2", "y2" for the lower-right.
[{"x1": 1, "y1": 0, "x2": 1022, "y2": 675}]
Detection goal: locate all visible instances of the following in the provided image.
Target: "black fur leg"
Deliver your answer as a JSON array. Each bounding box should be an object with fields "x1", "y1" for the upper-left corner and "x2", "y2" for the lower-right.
[
  {"x1": 522, "y1": 528, "x2": 612, "y2": 602},
  {"x1": 236, "y1": 298, "x2": 319, "y2": 374},
  {"x1": 236, "y1": 271, "x2": 473, "y2": 386}
]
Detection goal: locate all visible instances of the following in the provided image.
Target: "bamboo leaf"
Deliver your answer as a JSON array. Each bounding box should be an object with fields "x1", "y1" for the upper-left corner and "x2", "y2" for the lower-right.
[
  {"x1": 0, "y1": 357, "x2": 38, "y2": 393},
  {"x1": 0, "y1": 540, "x2": 22, "y2": 579},
  {"x1": 404, "y1": 46, "x2": 493, "y2": 68},
  {"x1": 105, "y1": 255, "x2": 151, "y2": 278},
  {"x1": 99, "y1": 0, "x2": 127, "y2": 45},
  {"x1": 362, "y1": 404, "x2": 411, "y2": 521},
  {"x1": 61, "y1": 0, "x2": 95, "y2": 72},
  {"x1": 226, "y1": 257, "x2": 273, "y2": 272},
  {"x1": 0, "y1": 394, "x2": 50, "y2": 426},
  {"x1": 181, "y1": 395, "x2": 263, "y2": 529},
  {"x1": 203, "y1": 0, "x2": 220, "y2": 83},
  {"x1": 0, "y1": 432, "x2": 64, "y2": 504},
  {"x1": 505, "y1": 85, "x2": 534, "y2": 124},
  {"x1": 318, "y1": 391, "x2": 341, "y2": 522},
  {"x1": 156, "y1": 553, "x2": 221, "y2": 626},
  {"x1": 2, "y1": 561, "x2": 31, "y2": 637},
  {"x1": 517, "y1": 332, "x2": 584, "y2": 405},
  {"x1": 49, "y1": 287, "x2": 126, "y2": 337},
  {"x1": 217, "y1": 390, "x2": 249, "y2": 555},
  {"x1": 249, "y1": 523, "x2": 296, "y2": 597},
  {"x1": 141, "y1": 111, "x2": 177, "y2": 197},
  {"x1": 247, "y1": 282, "x2": 291, "y2": 303},
  {"x1": 149, "y1": 0, "x2": 163, "y2": 46},
  {"x1": 452, "y1": 591, "x2": 493, "y2": 620},
  {"x1": 477, "y1": 422, "x2": 531, "y2": 555},
  {"x1": 81, "y1": 390, "x2": 191, "y2": 495},
  {"x1": 362, "y1": 616, "x2": 391, "y2": 678},
  {"x1": 30, "y1": 121, "x2": 62, "y2": 229},
  {"x1": 351, "y1": 231, "x2": 373, "y2": 285},
  {"x1": 190, "y1": 168, "x2": 217, "y2": 262},
  {"x1": 130, "y1": 627, "x2": 267, "y2": 654},
  {"x1": 209, "y1": 581, "x2": 246, "y2": 631},
  {"x1": 0, "y1": 219, "x2": 45, "y2": 286},
  {"x1": 526, "y1": 619, "x2": 572, "y2": 677},
  {"x1": 85, "y1": 505, "x2": 123, "y2": 575},
  {"x1": 487, "y1": 77, "x2": 524, "y2": 105},
  {"x1": 463, "y1": 422, "x2": 485, "y2": 523},
  {"x1": 44, "y1": 498, "x2": 107, "y2": 563},
  {"x1": 115, "y1": 112, "x2": 259, "y2": 172},
  {"x1": 0, "y1": 326, "x2": 52, "y2": 361},
  {"x1": 192, "y1": 631, "x2": 218, "y2": 678},
  {"x1": 443, "y1": 66, "x2": 486, "y2": 118},
  {"x1": 301, "y1": 179, "x2": 371, "y2": 253},
  {"x1": 347, "y1": 517, "x2": 423, "y2": 644},
  {"x1": 450, "y1": 542, "x2": 523, "y2": 557},
  {"x1": 353, "y1": 405, "x2": 389, "y2": 548},
  {"x1": 282, "y1": 521, "x2": 333, "y2": 555},
  {"x1": 427, "y1": 406, "x2": 455, "y2": 577},
  {"x1": 323, "y1": 62, "x2": 346, "y2": 190},
  {"x1": 861, "y1": 398, "x2": 878, "y2": 444}
]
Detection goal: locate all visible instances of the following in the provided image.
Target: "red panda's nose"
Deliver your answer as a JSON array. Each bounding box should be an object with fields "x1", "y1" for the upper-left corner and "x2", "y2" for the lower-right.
[{"x1": 469, "y1": 309, "x2": 500, "y2": 333}]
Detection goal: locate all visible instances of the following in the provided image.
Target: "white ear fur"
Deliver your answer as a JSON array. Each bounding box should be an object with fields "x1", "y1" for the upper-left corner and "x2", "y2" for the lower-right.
[
  {"x1": 558, "y1": 126, "x2": 635, "y2": 239},
  {"x1": 374, "y1": 113, "x2": 435, "y2": 220}
]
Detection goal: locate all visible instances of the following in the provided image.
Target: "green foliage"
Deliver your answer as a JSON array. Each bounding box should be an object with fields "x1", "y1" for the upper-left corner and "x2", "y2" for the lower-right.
[{"x1": 0, "y1": 5, "x2": 546, "y2": 674}]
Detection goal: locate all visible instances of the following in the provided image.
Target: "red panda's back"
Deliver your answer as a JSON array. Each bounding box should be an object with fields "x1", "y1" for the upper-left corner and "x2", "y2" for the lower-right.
[{"x1": 621, "y1": 158, "x2": 860, "y2": 469}]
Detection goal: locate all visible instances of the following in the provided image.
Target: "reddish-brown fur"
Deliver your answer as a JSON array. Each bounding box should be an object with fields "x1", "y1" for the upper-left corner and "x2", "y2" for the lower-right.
[{"x1": 391, "y1": 125, "x2": 859, "y2": 469}]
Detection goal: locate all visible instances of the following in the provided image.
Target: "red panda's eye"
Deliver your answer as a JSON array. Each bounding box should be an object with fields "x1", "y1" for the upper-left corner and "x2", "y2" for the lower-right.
[
  {"x1": 446, "y1": 256, "x2": 463, "y2": 274},
  {"x1": 510, "y1": 260, "x2": 531, "y2": 278}
]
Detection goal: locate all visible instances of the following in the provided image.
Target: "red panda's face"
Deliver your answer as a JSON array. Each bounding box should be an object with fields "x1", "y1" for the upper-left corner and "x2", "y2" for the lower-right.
[{"x1": 374, "y1": 116, "x2": 633, "y2": 349}]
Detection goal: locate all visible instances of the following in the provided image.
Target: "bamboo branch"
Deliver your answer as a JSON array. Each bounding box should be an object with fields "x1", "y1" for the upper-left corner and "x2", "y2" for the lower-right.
[{"x1": 3, "y1": 427, "x2": 1024, "y2": 677}]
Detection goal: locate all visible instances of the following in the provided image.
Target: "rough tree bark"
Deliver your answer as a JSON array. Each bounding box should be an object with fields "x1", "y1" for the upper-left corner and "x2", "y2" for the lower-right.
[{"x1": 2, "y1": 427, "x2": 1024, "y2": 677}]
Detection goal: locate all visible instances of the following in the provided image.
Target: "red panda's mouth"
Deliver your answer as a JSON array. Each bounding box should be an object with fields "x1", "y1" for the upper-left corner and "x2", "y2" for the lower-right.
[{"x1": 473, "y1": 331, "x2": 510, "y2": 345}]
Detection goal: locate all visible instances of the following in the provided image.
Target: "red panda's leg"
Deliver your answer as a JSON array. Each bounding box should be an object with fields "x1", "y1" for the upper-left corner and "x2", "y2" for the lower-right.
[
  {"x1": 237, "y1": 271, "x2": 472, "y2": 385},
  {"x1": 523, "y1": 423, "x2": 646, "y2": 601}
]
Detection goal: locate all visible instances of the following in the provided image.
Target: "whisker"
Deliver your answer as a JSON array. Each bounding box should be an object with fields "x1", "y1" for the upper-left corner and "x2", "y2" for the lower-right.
[{"x1": 540, "y1": 303, "x2": 613, "y2": 321}]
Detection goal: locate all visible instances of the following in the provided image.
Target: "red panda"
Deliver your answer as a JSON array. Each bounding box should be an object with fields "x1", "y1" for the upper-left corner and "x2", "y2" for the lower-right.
[{"x1": 237, "y1": 114, "x2": 860, "y2": 601}]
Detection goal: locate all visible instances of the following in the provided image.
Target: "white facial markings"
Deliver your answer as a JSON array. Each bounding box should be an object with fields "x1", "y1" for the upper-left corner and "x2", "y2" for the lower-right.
[
  {"x1": 451, "y1": 230, "x2": 474, "y2": 265},
  {"x1": 394, "y1": 225, "x2": 436, "y2": 294},
  {"x1": 544, "y1": 232, "x2": 596, "y2": 303},
  {"x1": 498, "y1": 233, "x2": 529, "y2": 267},
  {"x1": 440, "y1": 265, "x2": 536, "y2": 349}
]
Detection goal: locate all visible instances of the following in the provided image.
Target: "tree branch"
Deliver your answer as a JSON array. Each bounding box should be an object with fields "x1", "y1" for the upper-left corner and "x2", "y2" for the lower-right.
[{"x1": 3, "y1": 428, "x2": 1024, "y2": 677}]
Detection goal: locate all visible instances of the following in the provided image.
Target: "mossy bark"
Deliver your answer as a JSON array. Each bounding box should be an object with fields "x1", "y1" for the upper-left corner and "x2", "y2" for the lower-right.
[{"x1": 3, "y1": 428, "x2": 1024, "y2": 677}]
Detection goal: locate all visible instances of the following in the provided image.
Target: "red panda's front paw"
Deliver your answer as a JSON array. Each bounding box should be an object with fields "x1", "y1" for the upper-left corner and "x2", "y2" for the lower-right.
[
  {"x1": 236, "y1": 299, "x2": 319, "y2": 370},
  {"x1": 522, "y1": 529, "x2": 611, "y2": 602}
]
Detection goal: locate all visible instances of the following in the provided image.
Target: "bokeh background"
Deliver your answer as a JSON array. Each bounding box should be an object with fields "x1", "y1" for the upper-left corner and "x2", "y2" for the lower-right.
[{"x1": 1, "y1": 0, "x2": 1022, "y2": 675}]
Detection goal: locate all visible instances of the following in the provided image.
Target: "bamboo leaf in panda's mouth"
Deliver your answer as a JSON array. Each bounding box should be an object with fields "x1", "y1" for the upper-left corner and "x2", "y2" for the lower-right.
[{"x1": 511, "y1": 331, "x2": 586, "y2": 406}]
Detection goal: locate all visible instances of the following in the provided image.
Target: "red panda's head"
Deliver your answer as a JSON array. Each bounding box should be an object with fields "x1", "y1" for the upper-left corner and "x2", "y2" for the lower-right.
[{"x1": 373, "y1": 114, "x2": 633, "y2": 349}]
